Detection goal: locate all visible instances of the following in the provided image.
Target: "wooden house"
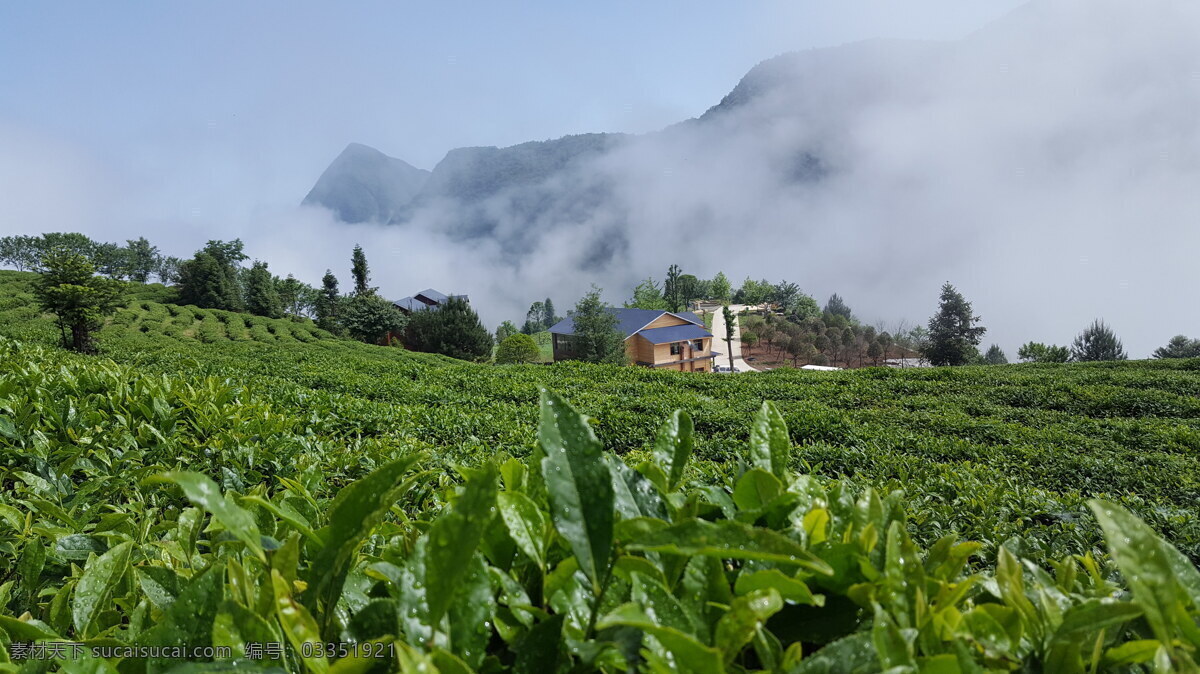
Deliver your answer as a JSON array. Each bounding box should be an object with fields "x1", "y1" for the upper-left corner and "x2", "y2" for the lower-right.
[{"x1": 549, "y1": 308, "x2": 719, "y2": 372}]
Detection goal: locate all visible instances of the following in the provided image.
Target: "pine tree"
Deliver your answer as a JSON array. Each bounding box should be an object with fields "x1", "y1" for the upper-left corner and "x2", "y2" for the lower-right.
[
  {"x1": 542, "y1": 298, "x2": 559, "y2": 328},
  {"x1": 404, "y1": 296, "x2": 493, "y2": 361},
  {"x1": 664, "y1": 264, "x2": 683, "y2": 312},
  {"x1": 315, "y1": 270, "x2": 341, "y2": 333},
  {"x1": 824, "y1": 293, "x2": 852, "y2": 320},
  {"x1": 351, "y1": 244, "x2": 374, "y2": 296},
  {"x1": 984, "y1": 344, "x2": 1008, "y2": 365},
  {"x1": 1071, "y1": 320, "x2": 1127, "y2": 362},
  {"x1": 244, "y1": 261, "x2": 284, "y2": 318},
  {"x1": 1153, "y1": 335, "x2": 1200, "y2": 359},
  {"x1": 923, "y1": 282, "x2": 986, "y2": 366}
]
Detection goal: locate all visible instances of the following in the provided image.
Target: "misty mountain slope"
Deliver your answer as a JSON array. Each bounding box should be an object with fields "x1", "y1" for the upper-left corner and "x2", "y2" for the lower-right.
[
  {"x1": 296, "y1": 0, "x2": 1200, "y2": 359},
  {"x1": 302, "y1": 142, "x2": 430, "y2": 224}
]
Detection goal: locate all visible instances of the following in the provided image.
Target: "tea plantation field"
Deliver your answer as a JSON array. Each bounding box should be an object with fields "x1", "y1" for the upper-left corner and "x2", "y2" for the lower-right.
[{"x1": 2, "y1": 270, "x2": 1200, "y2": 671}]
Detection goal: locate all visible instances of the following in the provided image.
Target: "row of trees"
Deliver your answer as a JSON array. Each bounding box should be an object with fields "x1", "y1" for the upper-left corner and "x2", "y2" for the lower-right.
[
  {"x1": 176, "y1": 239, "x2": 319, "y2": 321},
  {"x1": 1, "y1": 233, "x2": 177, "y2": 283}
]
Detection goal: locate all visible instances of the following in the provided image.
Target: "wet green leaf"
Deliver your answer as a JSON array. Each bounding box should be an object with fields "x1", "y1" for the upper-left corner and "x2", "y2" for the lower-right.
[
  {"x1": 538, "y1": 390, "x2": 614, "y2": 594},
  {"x1": 73, "y1": 540, "x2": 132, "y2": 637},
  {"x1": 652, "y1": 410, "x2": 694, "y2": 492},
  {"x1": 748, "y1": 401, "x2": 790, "y2": 481},
  {"x1": 426, "y1": 462, "x2": 499, "y2": 625}
]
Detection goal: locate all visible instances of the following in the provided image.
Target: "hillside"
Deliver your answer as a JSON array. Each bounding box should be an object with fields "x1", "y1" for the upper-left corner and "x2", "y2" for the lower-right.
[
  {"x1": 6, "y1": 271, "x2": 1200, "y2": 669},
  {"x1": 3, "y1": 270, "x2": 1199, "y2": 562}
]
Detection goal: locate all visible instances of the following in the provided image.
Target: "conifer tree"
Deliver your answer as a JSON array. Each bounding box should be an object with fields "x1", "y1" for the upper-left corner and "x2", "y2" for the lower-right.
[
  {"x1": 1071, "y1": 320, "x2": 1127, "y2": 362},
  {"x1": 315, "y1": 270, "x2": 341, "y2": 333},
  {"x1": 351, "y1": 244, "x2": 374, "y2": 296},
  {"x1": 923, "y1": 282, "x2": 986, "y2": 366}
]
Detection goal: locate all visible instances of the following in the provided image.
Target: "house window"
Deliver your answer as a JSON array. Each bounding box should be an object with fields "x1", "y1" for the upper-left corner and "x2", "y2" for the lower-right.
[
  {"x1": 692, "y1": 339, "x2": 704, "y2": 351},
  {"x1": 670, "y1": 342, "x2": 682, "y2": 356}
]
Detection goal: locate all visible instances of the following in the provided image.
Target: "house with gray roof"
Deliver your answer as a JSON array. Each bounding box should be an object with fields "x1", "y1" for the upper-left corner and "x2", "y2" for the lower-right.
[
  {"x1": 548, "y1": 308, "x2": 719, "y2": 372},
  {"x1": 392, "y1": 288, "x2": 469, "y2": 315}
]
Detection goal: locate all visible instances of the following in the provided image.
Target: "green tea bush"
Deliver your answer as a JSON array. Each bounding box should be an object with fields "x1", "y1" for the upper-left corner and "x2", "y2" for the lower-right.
[{"x1": 2, "y1": 346, "x2": 1199, "y2": 672}]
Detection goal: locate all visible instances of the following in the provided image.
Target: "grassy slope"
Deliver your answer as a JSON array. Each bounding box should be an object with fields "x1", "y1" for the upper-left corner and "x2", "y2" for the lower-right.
[{"x1": 3, "y1": 270, "x2": 1199, "y2": 562}]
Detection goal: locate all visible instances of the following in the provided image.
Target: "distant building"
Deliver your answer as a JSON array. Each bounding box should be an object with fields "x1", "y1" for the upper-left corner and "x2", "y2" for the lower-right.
[
  {"x1": 885, "y1": 357, "x2": 932, "y2": 369},
  {"x1": 549, "y1": 308, "x2": 719, "y2": 372},
  {"x1": 392, "y1": 288, "x2": 469, "y2": 315}
]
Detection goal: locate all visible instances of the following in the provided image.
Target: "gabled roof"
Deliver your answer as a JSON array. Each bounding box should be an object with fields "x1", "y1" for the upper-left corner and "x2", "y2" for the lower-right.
[
  {"x1": 393, "y1": 289, "x2": 468, "y2": 312},
  {"x1": 393, "y1": 297, "x2": 431, "y2": 312},
  {"x1": 638, "y1": 324, "x2": 712, "y2": 344},
  {"x1": 414, "y1": 288, "x2": 449, "y2": 304},
  {"x1": 549, "y1": 308, "x2": 710, "y2": 340}
]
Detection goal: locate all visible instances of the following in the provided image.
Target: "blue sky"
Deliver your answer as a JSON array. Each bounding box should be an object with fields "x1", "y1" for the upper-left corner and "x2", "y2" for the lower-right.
[{"x1": 1, "y1": 1, "x2": 1024, "y2": 207}]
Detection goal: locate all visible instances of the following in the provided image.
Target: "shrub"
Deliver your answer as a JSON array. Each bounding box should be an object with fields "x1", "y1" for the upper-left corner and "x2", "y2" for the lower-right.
[{"x1": 495, "y1": 333, "x2": 541, "y2": 364}]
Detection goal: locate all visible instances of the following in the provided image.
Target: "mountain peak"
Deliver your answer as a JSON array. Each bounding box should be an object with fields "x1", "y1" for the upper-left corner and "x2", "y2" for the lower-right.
[{"x1": 302, "y1": 143, "x2": 430, "y2": 223}]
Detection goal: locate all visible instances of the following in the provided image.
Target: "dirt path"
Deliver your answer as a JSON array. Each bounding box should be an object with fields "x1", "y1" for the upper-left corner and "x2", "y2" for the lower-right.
[{"x1": 709, "y1": 304, "x2": 758, "y2": 372}]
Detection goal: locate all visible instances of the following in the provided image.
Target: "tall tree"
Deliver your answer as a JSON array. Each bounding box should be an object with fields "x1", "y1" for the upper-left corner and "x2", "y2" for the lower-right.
[
  {"x1": 677, "y1": 274, "x2": 702, "y2": 309},
  {"x1": 404, "y1": 296, "x2": 493, "y2": 361},
  {"x1": 772, "y1": 281, "x2": 800, "y2": 309},
  {"x1": 276, "y1": 275, "x2": 313, "y2": 317},
  {"x1": 523, "y1": 301, "x2": 546, "y2": 334},
  {"x1": 92, "y1": 243, "x2": 130, "y2": 280},
  {"x1": 722, "y1": 305, "x2": 736, "y2": 371},
  {"x1": 570, "y1": 287, "x2": 627, "y2": 365},
  {"x1": 542, "y1": 298, "x2": 559, "y2": 328},
  {"x1": 38, "y1": 233, "x2": 97, "y2": 268},
  {"x1": 350, "y1": 244, "x2": 373, "y2": 296},
  {"x1": 315, "y1": 270, "x2": 342, "y2": 333},
  {"x1": 710, "y1": 272, "x2": 732, "y2": 302},
  {"x1": 923, "y1": 283, "x2": 986, "y2": 366},
  {"x1": 1071, "y1": 320, "x2": 1127, "y2": 362},
  {"x1": 156, "y1": 256, "x2": 183, "y2": 284},
  {"x1": 178, "y1": 240, "x2": 246, "y2": 311},
  {"x1": 984, "y1": 344, "x2": 1008, "y2": 365},
  {"x1": 624, "y1": 277, "x2": 668, "y2": 310},
  {"x1": 1153, "y1": 335, "x2": 1200, "y2": 359},
  {"x1": 34, "y1": 248, "x2": 124, "y2": 353},
  {"x1": 244, "y1": 261, "x2": 284, "y2": 318},
  {"x1": 124, "y1": 237, "x2": 159, "y2": 283},
  {"x1": 824, "y1": 293, "x2": 852, "y2": 320},
  {"x1": 664, "y1": 264, "x2": 683, "y2": 312}
]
